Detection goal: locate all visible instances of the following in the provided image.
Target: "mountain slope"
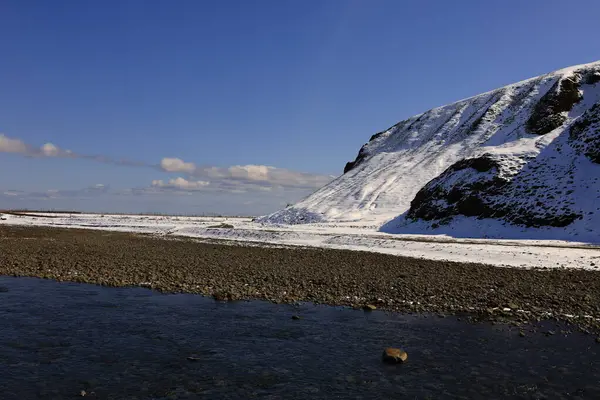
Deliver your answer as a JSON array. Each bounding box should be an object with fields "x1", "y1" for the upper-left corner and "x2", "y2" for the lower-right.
[{"x1": 260, "y1": 61, "x2": 600, "y2": 240}]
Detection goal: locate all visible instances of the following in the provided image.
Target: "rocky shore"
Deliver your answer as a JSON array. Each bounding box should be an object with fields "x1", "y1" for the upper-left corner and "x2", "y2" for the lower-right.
[{"x1": 2, "y1": 225, "x2": 600, "y2": 333}]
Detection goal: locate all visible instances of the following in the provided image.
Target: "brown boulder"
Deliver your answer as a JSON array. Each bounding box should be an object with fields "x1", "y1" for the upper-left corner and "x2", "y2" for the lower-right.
[{"x1": 382, "y1": 347, "x2": 408, "y2": 363}]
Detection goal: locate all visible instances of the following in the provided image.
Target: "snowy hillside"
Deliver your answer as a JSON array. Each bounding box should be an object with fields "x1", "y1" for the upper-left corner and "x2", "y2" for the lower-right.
[{"x1": 260, "y1": 61, "x2": 600, "y2": 241}]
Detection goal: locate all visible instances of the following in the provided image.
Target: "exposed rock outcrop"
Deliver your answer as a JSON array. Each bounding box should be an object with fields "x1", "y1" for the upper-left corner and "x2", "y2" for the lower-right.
[
  {"x1": 569, "y1": 102, "x2": 600, "y2": 164},
  {"x1": 526, "y1": 74, "x2": 582, "y2": 135}
]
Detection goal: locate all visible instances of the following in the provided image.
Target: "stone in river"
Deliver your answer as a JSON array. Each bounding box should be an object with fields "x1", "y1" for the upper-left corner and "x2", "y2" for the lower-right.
[{"x1": 382, "y1": 348, "x2": 408, "y2": 364}]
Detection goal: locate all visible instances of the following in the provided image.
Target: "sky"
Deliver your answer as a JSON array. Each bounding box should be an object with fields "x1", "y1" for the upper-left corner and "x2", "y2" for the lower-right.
[{"x1": 1, "y1": 0, "x2": 599, "y2": 215}]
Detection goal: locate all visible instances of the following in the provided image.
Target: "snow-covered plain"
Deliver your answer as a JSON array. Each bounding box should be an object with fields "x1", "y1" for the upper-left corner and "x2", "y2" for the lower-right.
[
  {"x1": 2, "y1": 212, "x2": 600, "y2": 270},
  {"x1": 4, "y1": 63, "x2": 600, "y2": 270}
]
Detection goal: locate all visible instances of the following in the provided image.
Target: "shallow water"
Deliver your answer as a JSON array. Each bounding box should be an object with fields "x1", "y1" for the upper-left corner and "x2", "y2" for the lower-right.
[{"x1": 1, "y1": 277, "x2": 599, "y2": 399}]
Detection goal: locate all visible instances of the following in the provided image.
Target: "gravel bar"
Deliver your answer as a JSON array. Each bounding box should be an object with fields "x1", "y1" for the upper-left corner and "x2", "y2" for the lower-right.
[{"x1": 2, "y1": 225, "x2": 600, "y2": 333}]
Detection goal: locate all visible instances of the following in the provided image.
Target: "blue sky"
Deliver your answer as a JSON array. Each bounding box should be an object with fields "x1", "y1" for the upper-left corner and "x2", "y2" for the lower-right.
[{"x1": 1, "y1": 0, "x2": 599, "y2": 215}]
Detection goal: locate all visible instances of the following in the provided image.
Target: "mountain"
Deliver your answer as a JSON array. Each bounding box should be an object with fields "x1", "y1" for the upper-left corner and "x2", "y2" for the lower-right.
[{"x1": 260, "y1": 61, "x2": 600, "y2": 241}]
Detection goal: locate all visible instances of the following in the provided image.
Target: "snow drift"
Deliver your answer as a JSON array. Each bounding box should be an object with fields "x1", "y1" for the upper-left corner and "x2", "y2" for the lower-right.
[{"x1": 259, "y1": 61, "x2": 600, "y2": 241}]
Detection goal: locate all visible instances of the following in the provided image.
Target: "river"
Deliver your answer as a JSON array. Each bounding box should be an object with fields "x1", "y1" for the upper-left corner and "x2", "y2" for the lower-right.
[{"x1": 1, "y1": 276, "x2": 599, "y2": 399}]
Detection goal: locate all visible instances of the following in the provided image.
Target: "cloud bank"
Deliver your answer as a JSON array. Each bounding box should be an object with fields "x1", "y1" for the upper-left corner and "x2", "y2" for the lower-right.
[
  {"x1": 0, "y1": 135, "x2": 30, "y2": 154},
  {"x1": 151, "y1": 177, "x2": 210, "y2": 190},
  {"x1": 158, "y1": 157, "x2": 335, "y2": 190},
  {"x1": 0, "y1": 134, "x2": 148, "y2": 167},
  {"x1": 160, "y1": 158, "x2": 196, "y2": 173},
  {"x1": 0, "y1": 133, "x2": 337, "y2": 196}
]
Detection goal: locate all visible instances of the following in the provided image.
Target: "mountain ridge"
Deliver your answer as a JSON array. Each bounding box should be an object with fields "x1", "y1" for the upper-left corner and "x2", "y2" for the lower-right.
[{"x1": 259, "y1": 61, "x2": 600, "y2": 241}]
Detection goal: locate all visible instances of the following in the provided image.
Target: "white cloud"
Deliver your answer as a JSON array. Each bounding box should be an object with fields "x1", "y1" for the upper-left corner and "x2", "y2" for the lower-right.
[
  {"x1": 0, "y1": 135, "x2": 67, "y2": 158},
  {"x1": 0, "y1": 133, "x2": 150, "y2": 168},
  {"x1": 0, "y1": 134, "x2": 29, "y2": 154},
  {"x1": 159, "y1": 157, "x2": 336, "y2": 190},
  {"x1": 228, "y1": 164, "x2": 271, "y2": 181},
  {"x1": 152, "y1": 177, "x2": 210, "y2": 191},
  {"x1": 41, "y1": 143, "x2": 60, "y2": 157},
  {"x1": 160, "y1": 157, "x2": 197, "y2": 173}
]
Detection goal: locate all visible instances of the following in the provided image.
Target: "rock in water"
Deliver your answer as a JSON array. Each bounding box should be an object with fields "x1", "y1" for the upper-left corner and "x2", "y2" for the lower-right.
[
  {"x1": 212, "y1": 291, "x2": 232, "y2": 301},
  {"x1": 363, "y1": 304, "x2": 377, "y2": 311},
  {"x1": 382, "y1": 347, "x2": 408, "y2": 363}
]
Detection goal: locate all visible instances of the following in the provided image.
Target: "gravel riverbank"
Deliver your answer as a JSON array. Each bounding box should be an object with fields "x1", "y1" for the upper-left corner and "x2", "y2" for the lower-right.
[{"x1": 2, "y1": 225, "x2": 600, "y2": 333}]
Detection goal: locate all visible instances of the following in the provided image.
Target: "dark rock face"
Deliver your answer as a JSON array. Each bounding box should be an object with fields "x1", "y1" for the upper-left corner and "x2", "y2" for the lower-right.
[
  {"x1": 526, "y1": 75, "x2": 582, "y2": 135},
  {"x1": 407, "y1": 152, "x2": 583, "y2": 228},
  {"x1": 466, "y1": 91, "x2": 506, "y2": 136},
  {"x1": 344, "y1": 145, "x2": 368, "y2": 174},
  {"x1": 343, "y1": 120, "x2": 408, "y2": 174},
  {"x1": 343, "y1": 161, "x2": 355, "y2": 174},
  {"x1": 569, "y1": 102, "x2": 600, "y2": 164},
  {"x1": 585, "y1": 70, "x2": 600, "y2": 85},
  {"x1": 408, "y1": 155, "x2": 507, "y2": 222},
  {"x1": 369, "y1": 130, "x2": 387, "y2": 142},
  {"x1": 447, "y1": 155, "x2": 498, "y2": 173},
  {"x1": 508, "y1": 211, "x2": 580, "y2": 228}
]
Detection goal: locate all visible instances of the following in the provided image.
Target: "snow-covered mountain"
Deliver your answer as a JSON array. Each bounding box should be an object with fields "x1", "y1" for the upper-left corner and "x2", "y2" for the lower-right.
[{"x1": 260, "y1": 61, "x2": 600, "y2": 241}]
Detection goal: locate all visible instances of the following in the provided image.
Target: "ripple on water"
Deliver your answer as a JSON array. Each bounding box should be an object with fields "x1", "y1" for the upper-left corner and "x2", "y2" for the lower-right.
[{"x1": 0, "y1": 276, "x2": 599, "y2": 399}]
